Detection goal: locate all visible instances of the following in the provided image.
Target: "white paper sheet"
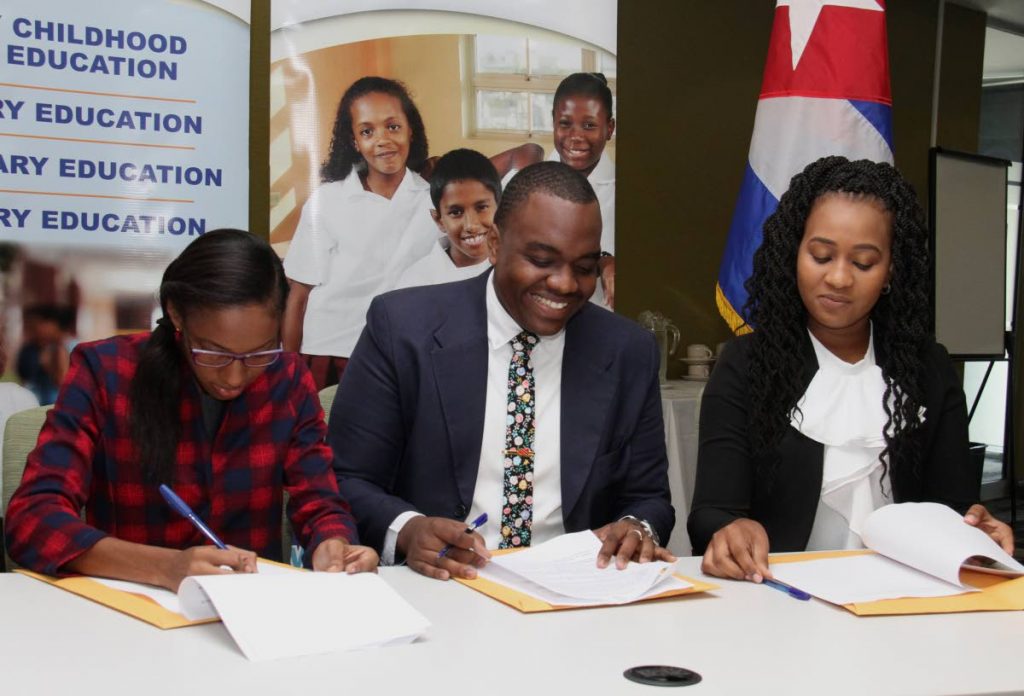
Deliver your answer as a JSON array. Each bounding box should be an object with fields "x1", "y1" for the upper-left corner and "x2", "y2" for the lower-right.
[
  {"x1": 769, "y1": 502, "x2": 1023, "y2": 605},
  {"x1": 177, "y1": 572, "x2": 430, "y2": 661},
  {"x1": 479, "y1": 531, "x2": 688, "y2": 605},
  {"x1": 861, "y1": 502, "x2": 1024, "y2": 586},
  {"x1": 90, "y1": 560, "x2": 295, "y2": 619},
  {"x1": 770, "y1": 553, "x2": 977, "y2": 605}
]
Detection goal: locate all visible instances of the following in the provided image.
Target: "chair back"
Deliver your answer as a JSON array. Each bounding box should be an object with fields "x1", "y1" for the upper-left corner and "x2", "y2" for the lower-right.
[
  {"x1": 318, "y1": 385, "x2": 338, "y2": 420},
  {"x1": 2, "y1": 405, "x2": 52, "y2": 569}
]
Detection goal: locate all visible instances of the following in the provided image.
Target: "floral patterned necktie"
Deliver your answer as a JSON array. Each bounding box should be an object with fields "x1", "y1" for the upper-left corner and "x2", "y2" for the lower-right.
[{"x1": 500, "y1": 330, "x2": 539, "y2": 548}]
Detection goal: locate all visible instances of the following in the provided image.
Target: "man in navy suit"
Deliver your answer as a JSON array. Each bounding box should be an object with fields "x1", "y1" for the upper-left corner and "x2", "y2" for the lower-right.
[{"x1": 330, "y1": 161, "x2": 674, "y2": 581}]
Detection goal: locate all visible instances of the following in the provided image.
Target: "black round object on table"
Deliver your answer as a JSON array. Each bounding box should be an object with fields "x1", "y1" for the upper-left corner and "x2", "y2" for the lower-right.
[{"x1": 623, "y1": 665, "x2": 702, "y2": 687}]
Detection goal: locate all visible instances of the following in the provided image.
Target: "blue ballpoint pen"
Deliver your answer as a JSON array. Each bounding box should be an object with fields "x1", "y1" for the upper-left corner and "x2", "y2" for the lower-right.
[
  {"x1": 159, "y1": 484, "x2": 228, "y2": 550},
  {"x1": 762, "y1": 577, "x2": 812, "y2": 601},
  {"x1": 437, "y1": 512, "x2": 488, "y2": 558}
]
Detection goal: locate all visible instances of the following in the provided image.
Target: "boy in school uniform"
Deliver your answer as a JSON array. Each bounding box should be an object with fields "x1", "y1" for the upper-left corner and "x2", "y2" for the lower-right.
[{"x1": 396, "y1": 149, "x2": 501, "y2": 289}]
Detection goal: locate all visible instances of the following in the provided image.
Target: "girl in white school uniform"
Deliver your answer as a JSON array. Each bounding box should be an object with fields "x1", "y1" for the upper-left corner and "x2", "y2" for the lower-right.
[
  {"x1": 688, "y1": 156, "x2": 1014, "y2": 583},
  {"x1": 501, "y1": 72, "x2": 616, "y2": 307},
  {"x1": 282, "y1": 77, "x2": 438, "y2": 389},
  {"x1": 395, "y1": 149, "x2": 500, "y2": 290}
]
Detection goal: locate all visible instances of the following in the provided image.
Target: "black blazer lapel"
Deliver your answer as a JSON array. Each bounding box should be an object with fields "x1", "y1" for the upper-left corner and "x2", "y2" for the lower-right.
[
  {"x1": 560, "y1": 308, "x2": 616, "y2": 522},
  {"x1": 430, "y1": 274, "x2": 490, "y2": 507}
]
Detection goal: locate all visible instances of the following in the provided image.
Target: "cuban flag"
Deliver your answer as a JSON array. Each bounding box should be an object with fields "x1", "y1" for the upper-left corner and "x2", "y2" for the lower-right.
[{"x1": 716, "y1": 0, "x2": 894, "y2": 333}]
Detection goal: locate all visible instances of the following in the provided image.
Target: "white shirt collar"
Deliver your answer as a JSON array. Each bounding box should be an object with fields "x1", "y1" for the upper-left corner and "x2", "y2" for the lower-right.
[
  {"x1": 546, "y1": 149, "x2": 615, "y2": 184},
  {"x1": 339, "y1": 167, "x2": 427, "y2": 199},
  {"x1": 808, "y1": 324, "x2": 876, "y2": 374},
  {"x1": 486, "y1": 272, "x2": 564, "y2": 350}
]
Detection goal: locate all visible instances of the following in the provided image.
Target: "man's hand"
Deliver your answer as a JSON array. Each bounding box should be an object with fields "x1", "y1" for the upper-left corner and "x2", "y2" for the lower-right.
[
  {"x1": 397, "y1": 516, "x2": 491, "y2": 581},
  {"x1": 311, "y1": 537, "x2": 380, "y2": 574},
  {"x1": 594, "y1": 519, "x2": 675, "y2": 570},
  {"x1": 701, "y1": 518, "x2": 771, "y2": 582}
]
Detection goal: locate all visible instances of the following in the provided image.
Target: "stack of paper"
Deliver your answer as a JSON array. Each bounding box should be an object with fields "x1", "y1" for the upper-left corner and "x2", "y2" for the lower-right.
[
  {"x1": 770, "y1": 503, "x2": 1024, "y2": 606},
  {"x1": 474, "y1": 531, "x2": 692, "y2": 607},
  {"x1": 22, "y1": 561, "x2": 430, "y2": 661},
  {"x1": 178, "y1": 571, "x2": 430, "y2": 661}
]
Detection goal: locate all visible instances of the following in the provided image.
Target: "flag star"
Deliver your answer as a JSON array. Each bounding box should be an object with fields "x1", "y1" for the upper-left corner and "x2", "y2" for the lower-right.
[{"x1": 777, "y1": 0, "x2": 884, "y2": 70}]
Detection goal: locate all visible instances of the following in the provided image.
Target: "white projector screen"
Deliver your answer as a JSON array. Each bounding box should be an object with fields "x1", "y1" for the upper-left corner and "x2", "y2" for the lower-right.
[{"x1": 931, "y1": 149, "x2": 1009, "y2": 359}]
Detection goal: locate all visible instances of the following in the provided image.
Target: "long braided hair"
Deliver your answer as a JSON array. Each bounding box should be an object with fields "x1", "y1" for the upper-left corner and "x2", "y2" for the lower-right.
[{"x1": 742, "y1": 156, "x2": 930, "y2": 485}]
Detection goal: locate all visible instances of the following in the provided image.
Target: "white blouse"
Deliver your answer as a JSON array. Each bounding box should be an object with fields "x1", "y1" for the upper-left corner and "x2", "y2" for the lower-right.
[{"x1": 790, "y1": 329, "x2": 894, "y2": 550}]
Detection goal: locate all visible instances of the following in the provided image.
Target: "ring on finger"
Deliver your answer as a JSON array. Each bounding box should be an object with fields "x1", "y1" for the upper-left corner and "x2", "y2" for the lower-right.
[{"x1": 630, "y1": 528, "x2": 644, "y2": 541}]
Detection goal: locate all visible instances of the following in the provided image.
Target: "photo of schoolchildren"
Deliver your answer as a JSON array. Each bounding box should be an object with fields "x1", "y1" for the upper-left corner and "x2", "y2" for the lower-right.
[{"x1": 281, "y1": 77, "x2": 438, "y2": 389}]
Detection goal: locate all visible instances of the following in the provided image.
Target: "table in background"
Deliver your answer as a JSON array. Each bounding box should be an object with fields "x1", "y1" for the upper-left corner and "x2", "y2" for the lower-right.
[
  {"x1": 661, "y1": 379, "x2": 706, "y2": 556},
  {"x1": 2, "y1": 561, "x2": 1021, "y2": 695}
]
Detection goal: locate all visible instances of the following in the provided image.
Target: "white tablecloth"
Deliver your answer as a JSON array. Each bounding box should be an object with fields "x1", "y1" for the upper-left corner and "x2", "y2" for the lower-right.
[{"x1": 660, "y1": 379, "x2": 705, "y2": 556}]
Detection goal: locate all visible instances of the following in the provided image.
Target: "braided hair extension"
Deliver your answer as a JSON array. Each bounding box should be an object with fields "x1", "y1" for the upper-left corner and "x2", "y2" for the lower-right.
[{"x1": 742, "y1": 156, "x2": 930, "y2": 486}]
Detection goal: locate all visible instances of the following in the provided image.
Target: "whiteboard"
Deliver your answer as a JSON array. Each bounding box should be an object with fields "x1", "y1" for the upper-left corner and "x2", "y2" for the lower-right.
[{"x1": 931, "y1": 150, "x2": 1009, "y2": 359}]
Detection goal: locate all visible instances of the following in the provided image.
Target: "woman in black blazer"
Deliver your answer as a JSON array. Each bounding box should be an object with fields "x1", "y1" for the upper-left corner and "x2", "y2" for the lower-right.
[{"x1": 688, "y1": 156, "x2": 1014, "y2": 582}]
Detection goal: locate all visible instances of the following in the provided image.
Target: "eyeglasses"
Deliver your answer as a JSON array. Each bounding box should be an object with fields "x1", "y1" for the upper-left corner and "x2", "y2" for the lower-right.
[{"x1": 189, "y1": 345, "x2": 283, "y2": 368}]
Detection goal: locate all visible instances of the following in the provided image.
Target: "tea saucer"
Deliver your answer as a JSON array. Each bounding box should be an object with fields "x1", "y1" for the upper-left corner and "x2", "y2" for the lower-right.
[
  {"x1": 681, "y1": 375, "x2": 710, "y2": 382},
  {"x1": 679, "y1": 357, "x2": 716, "y2": 365}
]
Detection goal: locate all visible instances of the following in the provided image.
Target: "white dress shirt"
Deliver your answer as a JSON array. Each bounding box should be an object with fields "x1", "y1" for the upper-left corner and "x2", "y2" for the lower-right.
[
  {"x1": 383, "y1": 273, "x2": 566, "y2": 563},
  {"x1": 394, "y1": 238, "x2": 491, "y2": 290},
  {"x1": 792, "y1": 329, "x2": 896, "y2": 550},
  {"x1": 283, "y1": 169, "x2": 438, "y2": 357}
]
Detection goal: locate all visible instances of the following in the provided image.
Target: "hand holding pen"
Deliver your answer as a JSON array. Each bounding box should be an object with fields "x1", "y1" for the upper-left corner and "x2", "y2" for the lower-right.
[
  {"x1": 397, "y1": 514, "x2": 492, "y2": 582},
  {"x1": 158, "y1": 484, "x2": 257, "y2": 588}
]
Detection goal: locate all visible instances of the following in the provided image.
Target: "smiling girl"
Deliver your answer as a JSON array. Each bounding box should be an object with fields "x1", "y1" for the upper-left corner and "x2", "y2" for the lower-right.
[
  {"x1": 688, "y1": 156, "x2": 1013, "y2": 582},
  {"x1": 283, "y1": 77, "x2": 438, "y2": 389},
  {"x1": 6, "y1": 230, "x2": 378, "y2": 589}
]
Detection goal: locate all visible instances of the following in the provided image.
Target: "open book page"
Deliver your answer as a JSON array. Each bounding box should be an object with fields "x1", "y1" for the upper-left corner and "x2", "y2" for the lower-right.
[
  {"x1": 90, "y1": 560, "x2": 294, "y2": 619},
  {"x1": 770, "y1": 553, "x2": 979, "y2": 605},
  {"x1": 861, "y1": 503, "x2": 1024, "y2": 587},
  {"x1": 177, "y1": 572, "x2": 430, "y2": 661},
  {"x1": 479, "y1": 531, "x2": 687, "y2": 605}
]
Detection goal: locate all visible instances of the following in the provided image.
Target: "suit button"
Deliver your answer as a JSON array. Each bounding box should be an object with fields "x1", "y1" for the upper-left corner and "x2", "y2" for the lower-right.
[{"x1": 455, "y1": 504, "x2": 467, "y2": 518}]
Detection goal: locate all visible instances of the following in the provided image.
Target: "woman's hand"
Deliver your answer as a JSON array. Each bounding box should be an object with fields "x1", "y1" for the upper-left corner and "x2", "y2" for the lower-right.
[
  {"x1": 701, "y1": 518, "x2": 772, "y2": 582},
  {"x1": 311, "y1": 537, "x2": 380, "y2": 574},
  {"x1": 964, "y1": 504, "x2": 1015, "y2": 555},
  {"x1": 160, "y1": 545, "x2": 257, "y2": 591}
]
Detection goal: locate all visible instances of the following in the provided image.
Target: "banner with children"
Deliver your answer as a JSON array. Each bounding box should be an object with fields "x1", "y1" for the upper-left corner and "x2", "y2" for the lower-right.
[
  {"x1": 0, "y1": 0, "x2": 250, "y2": 403},
  {"x1": 269, "y1": 0, "x2": 618, "y2": 389}
]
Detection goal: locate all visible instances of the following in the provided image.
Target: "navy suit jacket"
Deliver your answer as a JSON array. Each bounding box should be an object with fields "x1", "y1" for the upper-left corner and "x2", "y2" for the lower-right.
[{"x1": 329, "y1": 271, "x2": 674, "y2": 552}]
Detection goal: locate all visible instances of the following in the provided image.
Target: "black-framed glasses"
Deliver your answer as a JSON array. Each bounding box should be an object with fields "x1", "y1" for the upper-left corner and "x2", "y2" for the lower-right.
[{"x1": 189, "y1": 345, "x2": 283, "y2": 368}]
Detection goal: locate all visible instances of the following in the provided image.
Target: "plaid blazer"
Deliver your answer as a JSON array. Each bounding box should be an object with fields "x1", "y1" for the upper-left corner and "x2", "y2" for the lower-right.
[{"x1": 6, "y1": 332, "x2": 356, "y2": 575}]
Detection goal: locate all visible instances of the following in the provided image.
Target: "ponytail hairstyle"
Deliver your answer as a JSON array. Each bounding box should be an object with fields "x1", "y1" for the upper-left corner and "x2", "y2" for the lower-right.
[
  {"x1": 743, "y1": 156, "x2": 930, "y2": 487},
  {"x1": 320, "y1": 76, "x2": 429, "y2": 183},
  {"x1": 130, "y1": 229, "x2": 289, "y2": 483},
  {"x1": 553, "y1": 72, "x2": 614, "y2": 119}
]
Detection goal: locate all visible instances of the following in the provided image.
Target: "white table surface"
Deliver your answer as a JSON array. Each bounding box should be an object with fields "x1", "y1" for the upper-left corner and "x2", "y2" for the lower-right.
[
  {"x1": 661, "y1": 379, "x2": 706, "y2": 556},
  {"x1": 3, "y1": 560, "x2": 1022, "y2": 695}
]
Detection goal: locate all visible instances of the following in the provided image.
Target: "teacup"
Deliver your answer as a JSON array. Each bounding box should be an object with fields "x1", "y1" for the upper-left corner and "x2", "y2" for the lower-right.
[
  {"x1": 686, "y1": 344, "x2": 713, "y2": 360},
  {"x1": 687, "y1": 363, "x2": 711, "y2": 378}
]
